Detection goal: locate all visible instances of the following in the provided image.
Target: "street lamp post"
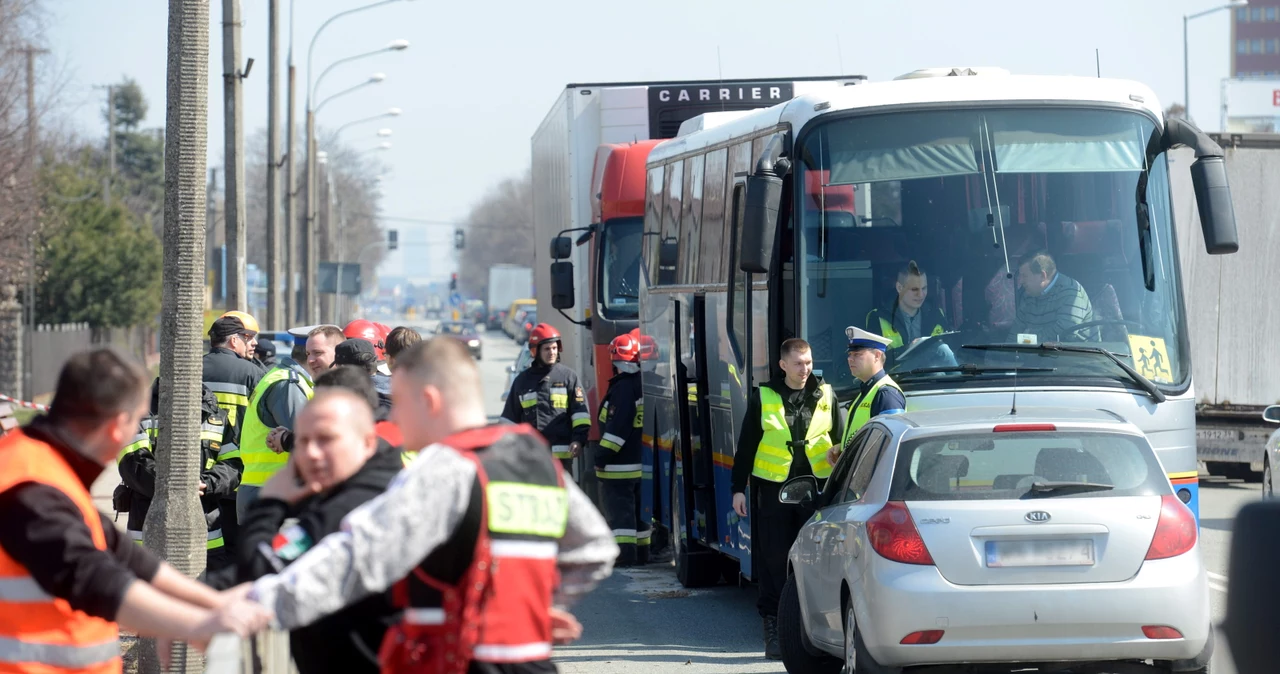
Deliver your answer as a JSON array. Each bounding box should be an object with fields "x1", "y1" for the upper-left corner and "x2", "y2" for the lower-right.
[
  {"x1": 315, "y1": 72, "x2": 386, "y2": 115},
  {"x1": 1185, "y1": 0, "x2": 1248, "y2": 120},
  {"x1": 301, "y1": 0, "x2": 412, "y2": 321}
]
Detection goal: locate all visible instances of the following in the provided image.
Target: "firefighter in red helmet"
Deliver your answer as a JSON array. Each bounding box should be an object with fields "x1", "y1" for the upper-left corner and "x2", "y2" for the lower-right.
[
  {"x1": 500, "y1": 323, "x2": 590, "y2": 472},
  {"x1": 594, "y1": 333, "x2": 649, "y2": 566}
]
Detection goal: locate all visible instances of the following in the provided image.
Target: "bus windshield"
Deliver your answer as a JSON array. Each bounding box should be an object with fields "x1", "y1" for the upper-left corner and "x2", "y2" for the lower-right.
[
  {"x1": 795, "y1": 107, "x2": 1187, "y2": 398},
  {"x1": 599, "y1": 216, "x2": 644, "y2": 320}
]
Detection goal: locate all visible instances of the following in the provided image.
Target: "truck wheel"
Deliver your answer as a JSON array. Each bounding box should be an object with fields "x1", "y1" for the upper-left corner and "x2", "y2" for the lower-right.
[{"x1": 777, "y1": 574, "x2": 841, "y2": 674}]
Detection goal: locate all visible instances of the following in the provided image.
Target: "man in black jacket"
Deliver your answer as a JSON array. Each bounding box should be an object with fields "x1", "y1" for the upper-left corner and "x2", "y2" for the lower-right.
[
  {"x1": 234, "y1": 374, "x2": 402, "y2": 674},
  {"x1": 500, "y1": 323, "x2": 590, "y2": 471},
  {"x1": 730, "y1": 338, "x2": 843, "y2": 661},
  {"x1": 117, "y1": 381, "x2": 240, "y2": 572},
  {"x1": 594, "y1": 333, "x2": 647, "y2": 567}
]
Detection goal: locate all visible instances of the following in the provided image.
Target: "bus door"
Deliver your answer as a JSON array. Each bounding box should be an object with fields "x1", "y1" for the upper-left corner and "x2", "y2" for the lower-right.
[{"x1": 679, "y1": 293, "x2": 718, "y2": 548}]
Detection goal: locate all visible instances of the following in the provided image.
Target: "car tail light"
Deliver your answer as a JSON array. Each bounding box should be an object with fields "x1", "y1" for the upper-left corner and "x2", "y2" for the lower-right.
[
  {"x1": 900, "y1": 630, "x2": 944, "y2": 645},
  {"x1": 1144, "y1": 494, "x2": 1198, "y2": 560},
  {"x1": 867, "y1": 502, "x2": 934, "y2": 565},
  {"x1": 1142, "y1": 625, "x2": 1184, "y2": 640},
  {"x1": 992, "y1": 423, "x2": 1056, "y2": 432}
]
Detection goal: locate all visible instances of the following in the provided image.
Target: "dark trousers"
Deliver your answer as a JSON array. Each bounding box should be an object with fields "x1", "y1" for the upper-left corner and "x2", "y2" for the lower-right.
[
  {"x1": 752, "y1": 477, "x2": 810, "y2": 618},
  {"x1": 598, "y1": 477, "x2": 650, "y2": 566},
  {"x1": 218, "y1": 497, "x2": 239, "y2": 557},
  {"x1": 471, "y1": 660, "x2": 558, "y2": 674}
]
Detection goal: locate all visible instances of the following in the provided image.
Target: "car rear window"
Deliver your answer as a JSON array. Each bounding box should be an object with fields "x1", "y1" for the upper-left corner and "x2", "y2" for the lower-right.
[{"x1": 888, "y1": 431, "x2": 1169, "y2": 501}]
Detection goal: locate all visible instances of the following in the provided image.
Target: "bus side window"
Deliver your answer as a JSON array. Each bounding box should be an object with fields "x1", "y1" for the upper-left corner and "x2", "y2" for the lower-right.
[
  {"x1": 644, "y1": 165, "x2": 665, "y2": 285},
  {"x1": 699, "y1": 149, "x2": 728, "y2": 284},
  {"x1": 727, "y1": 181, "x2": 748, "y2": 368},
  {"x1": 659, "y1": 160, "x2": 684, "y2": 286},
  {"x1": 678, "y1": 155, "x2": 704, "y2": 285}
]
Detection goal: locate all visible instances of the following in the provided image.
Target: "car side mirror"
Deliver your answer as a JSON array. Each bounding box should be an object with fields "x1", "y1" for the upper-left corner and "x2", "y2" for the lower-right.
[
  {"x1": 506, "y1": 363, "x2": 516, "y2": 373},
  {"x1": 779, "y1": 475, "x2": 818, "y2": 508},
  {"x1": 1264, "y1": 406, "x2": 1280, "y2": 424},
  {"x1": 551, "y1": 261, "x2": 575, "y2": 310},
  {"x1": 1224, "y1": 500, "x2": 1280, "y2": 673}
]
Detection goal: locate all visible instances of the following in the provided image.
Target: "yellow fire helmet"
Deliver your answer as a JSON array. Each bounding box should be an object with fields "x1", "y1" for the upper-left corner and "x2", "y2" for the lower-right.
[{"x1": 219, "y1": 310, "x2": 260, "y2": 334}]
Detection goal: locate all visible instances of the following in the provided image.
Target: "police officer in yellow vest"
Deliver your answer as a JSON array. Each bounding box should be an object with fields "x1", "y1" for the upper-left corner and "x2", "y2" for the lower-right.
[
  {"x1": 236, "y1": 346, "x2": 315, "y2": 521},
  {"x1": 730, "y1": 338, "x2": 842, "y2": 661},
  {"x1": 826, "y1": 326, "x2": 906, "y2": 467}
]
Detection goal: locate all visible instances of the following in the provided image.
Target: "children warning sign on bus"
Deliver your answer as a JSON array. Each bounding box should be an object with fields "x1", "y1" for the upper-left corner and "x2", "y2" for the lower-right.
[{"x1": 1128, "y1": 335, "x2": 1173, "y2": 384}]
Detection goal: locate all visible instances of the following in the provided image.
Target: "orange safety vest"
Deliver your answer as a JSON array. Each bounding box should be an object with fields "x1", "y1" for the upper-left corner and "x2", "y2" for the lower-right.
[{"x1": 0, "y1": 430, "x2": 121, "y2": 674}]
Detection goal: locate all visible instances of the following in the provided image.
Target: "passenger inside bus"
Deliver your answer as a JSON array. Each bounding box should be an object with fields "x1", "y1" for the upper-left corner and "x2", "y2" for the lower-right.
[{"x1": 793, "y1": 106, "x2": 1184, "y2": 395}]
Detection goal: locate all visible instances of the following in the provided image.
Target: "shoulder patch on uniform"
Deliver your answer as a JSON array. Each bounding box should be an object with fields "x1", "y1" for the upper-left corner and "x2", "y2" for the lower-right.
[{"x1": 271, "y1": 524, "x2": 313, "y2": 561}]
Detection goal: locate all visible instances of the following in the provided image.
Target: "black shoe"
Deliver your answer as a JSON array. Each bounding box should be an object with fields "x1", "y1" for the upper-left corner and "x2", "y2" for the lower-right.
[{"x1": 763, "y1": 616, "x2": 782, "y2": 660}]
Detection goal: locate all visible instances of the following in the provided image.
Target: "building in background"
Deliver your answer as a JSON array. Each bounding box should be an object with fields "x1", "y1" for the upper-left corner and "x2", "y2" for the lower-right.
[{"x1": 1232, "y1": 2, "x2": 1280, "y2": 77}]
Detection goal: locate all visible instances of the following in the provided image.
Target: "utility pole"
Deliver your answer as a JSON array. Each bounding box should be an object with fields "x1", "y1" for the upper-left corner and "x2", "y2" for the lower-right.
[
  {"x1": 319, "y1": 159, "x2": 332, "y2": 324},
  {"x1": 144, "y1": 1, "x2": 209, "y2": 672},
  {"x1": 285, "y1": 64, "x2": 297, "y2": 322},
  {"x1": 304, "y1": 109, "x2": 316, "y2": 323},
  {"x1": 222, "y1": 0, "x2": 247, "y2": 311},
  {"x1": 265, "y1": 0, "x2": 282, "y2": 329}
]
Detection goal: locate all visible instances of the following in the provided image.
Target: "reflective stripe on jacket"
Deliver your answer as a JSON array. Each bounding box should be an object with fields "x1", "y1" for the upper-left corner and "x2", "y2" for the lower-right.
[
  {"x1": 842, "y1": 374, "x2": 903, "y2": 445},
  {"x1": 751, "y1": 384, "x2": 836, "y2": 482},
  {"x1": 240, "y1": 366, "x2": 314, "y2": 486},
  {"x1": 0, "y1": 431, "x2": 120, "y2": 673}
]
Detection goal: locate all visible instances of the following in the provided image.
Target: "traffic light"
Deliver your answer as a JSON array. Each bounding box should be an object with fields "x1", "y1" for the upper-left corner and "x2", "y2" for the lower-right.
[
  {"x1": 454, "y1": 228, "x2": 465, "y2": 250},
  {"x1": 388, "y1": 229, "x2": 398, "y2": 251},
  {"x1": 450, "y1": 273, "x2": 458, "y2": 292}
]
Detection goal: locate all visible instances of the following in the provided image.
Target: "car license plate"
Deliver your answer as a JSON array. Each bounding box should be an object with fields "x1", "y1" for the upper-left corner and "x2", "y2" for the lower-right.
[{"x1": 985, "y1": 539, "x2": 1095, "y2": 568}]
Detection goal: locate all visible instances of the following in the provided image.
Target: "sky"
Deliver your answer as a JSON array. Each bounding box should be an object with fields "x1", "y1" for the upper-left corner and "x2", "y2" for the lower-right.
[{"x1": 48, "y1": 0, "x2": 1240, "y2": 284}]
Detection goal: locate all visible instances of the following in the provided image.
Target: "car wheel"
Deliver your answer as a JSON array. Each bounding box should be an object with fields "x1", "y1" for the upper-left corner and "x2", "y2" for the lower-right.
[
  {"x1": 1265, "y1": 458, "x2": 1274, "y2": 499},
  {"x1": 844, "y1": 608, "x2": 901, "y2": 674},
  {"x1": 778, "y1": 574, "x2": 841, "y2": 673}
]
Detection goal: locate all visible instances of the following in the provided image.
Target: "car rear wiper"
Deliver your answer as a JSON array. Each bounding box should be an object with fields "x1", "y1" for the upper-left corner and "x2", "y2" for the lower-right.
[
  {"x1": 1025, "y1": 479, "x2": 1115, "y2": 496},
  {"x1": 894, "y1": 364, "x2": 1055, "y2": 382},
  {"x1": 961, "y1": 343, "x2": 1166, "y2": 403}
]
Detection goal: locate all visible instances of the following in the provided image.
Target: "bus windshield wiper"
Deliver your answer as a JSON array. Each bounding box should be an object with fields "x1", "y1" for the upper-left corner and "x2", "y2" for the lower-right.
[
  {"x1": 1025, "y1": 479, "x2": 1115, "y2": 496},
  {"x1": 894, "y1": 364, "x2": 1055, "y2": 382},
  {"x1": 961, "y1": 343, "x2": 1166, "y2": 403}
]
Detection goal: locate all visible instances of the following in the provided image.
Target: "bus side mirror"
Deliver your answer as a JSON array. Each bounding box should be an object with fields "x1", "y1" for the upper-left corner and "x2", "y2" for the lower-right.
[
  {"x1": 550, "y1": 261, "x2": 575, "y2": 310},
  {"x1": 550, "y1": 236, "x2": 573, "y2": 261},
  {"x1": 1190, "y1": 157, "x2": 1239, "y2": 254},
  {"x1": 739, "y1": 163, "x2": 784, "y2": 273},
  {"x1": 1165, "y1": 117, "x2": 1239, "y2": 255}
]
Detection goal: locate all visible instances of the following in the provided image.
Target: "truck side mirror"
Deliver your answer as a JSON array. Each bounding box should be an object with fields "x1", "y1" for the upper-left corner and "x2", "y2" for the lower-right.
[
  {"x1": 550, "y1": 261, "x2": 575, "y2": 310},
  {"x1": 550, "y1": 236, "x2": 573, "y2": 261},
  {"x1": 659, "y1": 239, "x2": 679, "y2": 268},
  {"x1": 1165, "y1": 117, "x2": 1239, "y2": 255},
  {"x1": 739, "y1": 161, "x2": 784, "y2": 273}
]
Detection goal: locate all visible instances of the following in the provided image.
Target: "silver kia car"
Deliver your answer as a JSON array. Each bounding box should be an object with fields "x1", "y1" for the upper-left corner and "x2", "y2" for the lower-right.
[{"x1": 777, "y1": 407, "x2": 1211, "y2": 674}]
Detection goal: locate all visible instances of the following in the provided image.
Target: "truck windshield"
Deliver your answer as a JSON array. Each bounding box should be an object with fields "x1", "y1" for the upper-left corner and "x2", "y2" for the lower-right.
[
  {"x1": 598, "y1": 217, "x2": 644, "y2": 320},
  {"x1": 795, "y1": 107, "x2": 1188, "y2": 398}
]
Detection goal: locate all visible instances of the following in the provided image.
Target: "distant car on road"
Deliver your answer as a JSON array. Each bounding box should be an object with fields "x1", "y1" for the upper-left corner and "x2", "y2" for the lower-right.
[
  {"x1": 512, "y1": 308, "x2": 537, "y2": 344},
  {"x1": 1260, "y1": 405, "x2": 1280, "y2": 497},
  {"x1": 435, "y1": 320, "x2": 482, "y2": 360},
  {"x1": 777, "y1": 407, "x2": 1211, "y2": 674},
  {"x1": 500, "y1": 345, "x2": 533, "y2": 403}
]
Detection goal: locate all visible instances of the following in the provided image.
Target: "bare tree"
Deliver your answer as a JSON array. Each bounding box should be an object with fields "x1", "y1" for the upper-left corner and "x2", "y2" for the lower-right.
[
  {"x1": 456, "y1": 170, "x2": 533, "y2": 299},
  {"x1": 139, "y1": 1, "x2": 209, "y2": 672}
]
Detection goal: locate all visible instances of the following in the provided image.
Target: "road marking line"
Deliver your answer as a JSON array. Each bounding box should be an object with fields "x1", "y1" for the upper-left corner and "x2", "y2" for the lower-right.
[{"x1": 1208, "y1": 571, "x2": 1228, "y2": 584}]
